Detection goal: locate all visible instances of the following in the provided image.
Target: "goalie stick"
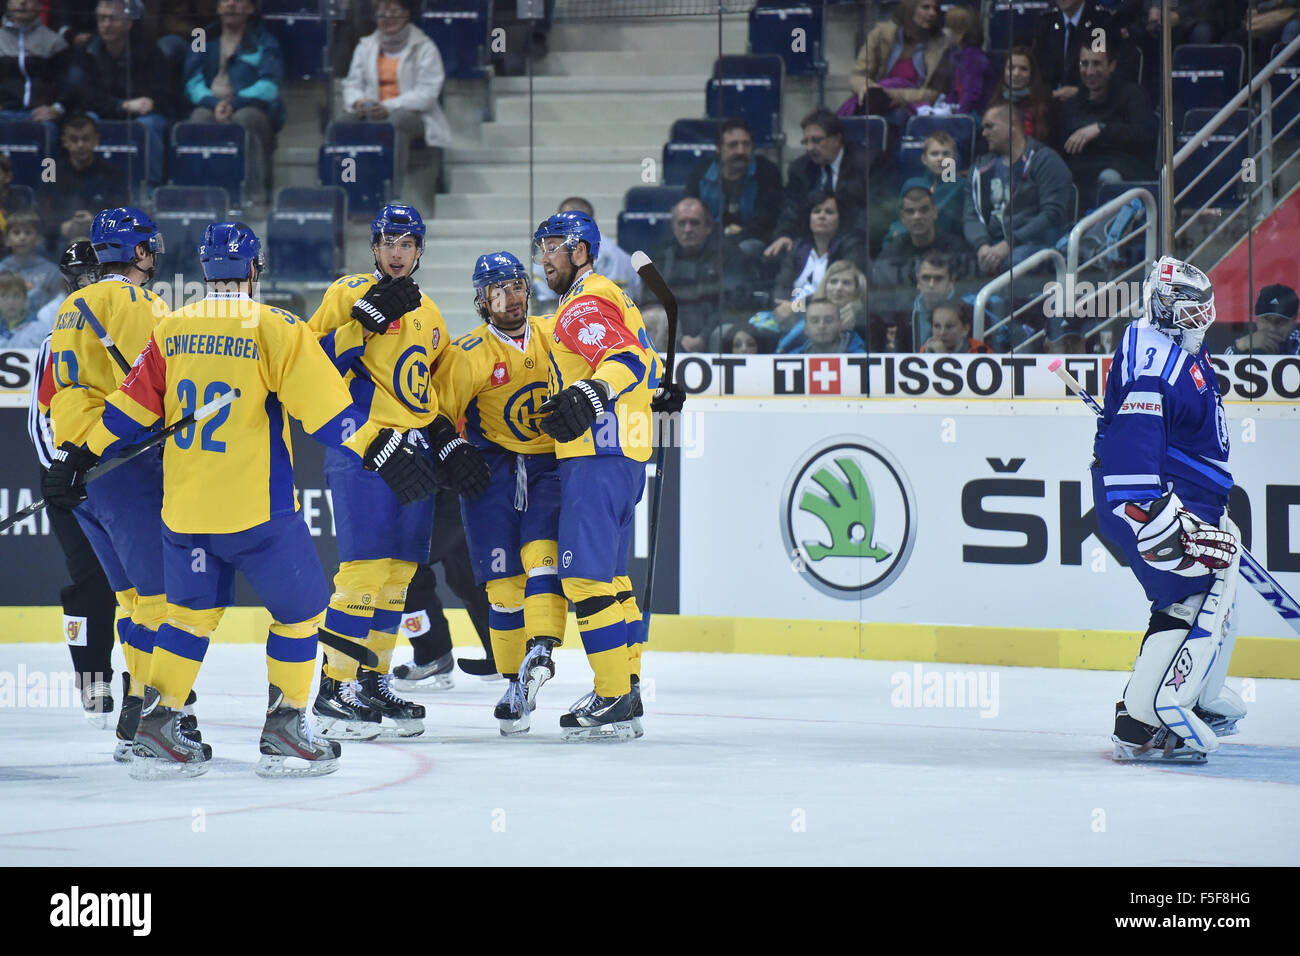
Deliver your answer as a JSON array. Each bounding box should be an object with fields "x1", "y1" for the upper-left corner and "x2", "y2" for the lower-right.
[
  {"x1": 632, "y1": 250, "x2": 678, "y2": 628},
  {"x1": 1049, "y1": 358, "x2": 1300, "y2": 636}
]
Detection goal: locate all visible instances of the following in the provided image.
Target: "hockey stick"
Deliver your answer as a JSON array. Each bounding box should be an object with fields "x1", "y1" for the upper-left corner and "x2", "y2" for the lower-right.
[
  {"x1": 0, "y1": 388, "x2": 241, "y2": 534},
  {"x1": 1049, "y1": 358, "x2": 1300, "y2": 635},
  {"x1": 631, "y1": 251, "x2": 678, "y2": 625},
  {"x1": 75, "y1": 297, "x2": 132, "y2": 375}
]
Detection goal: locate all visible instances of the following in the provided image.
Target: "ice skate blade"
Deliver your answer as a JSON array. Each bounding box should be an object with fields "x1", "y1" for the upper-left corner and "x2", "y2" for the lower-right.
[
  {"x1": 113, "y1": 740, "x2": 134, "y2": 763},
  {"x1": 498, "y1": 714, "x2": 531, "y2": 737},
  {"x1": 524, "y1": 665, "x2": 553, "y2": 710},
  {"x1": 312, "y1": 716, "x2": 381, "y2": 741},
  {"x1": 630, "y1": 715, "x2": 644, "y2": 739},
  {"x1": 394, "y1": 674, "x2": 454, "y2": 692},
  {"x1": 255, "y1": 753, "x2": 340, "y2": 778},
  {"x1": 84, "y1": 712, "x2": 112, "y2": 730},
  {"x1": 561, "y1": 720, "x2": 637, "y2": 742},
  {"x1": 128, "y1": 755, "x2": 211, "y2": 780},
  {"x1": 376, "y1": 717, "x2": 424, "y2": 738},
  {"x1": 1206, "y1": 717, "x2": 1242, "y2": 738},
  {"x1": 1111, "y1": 735, "x2": 1208, "y2": 763}
]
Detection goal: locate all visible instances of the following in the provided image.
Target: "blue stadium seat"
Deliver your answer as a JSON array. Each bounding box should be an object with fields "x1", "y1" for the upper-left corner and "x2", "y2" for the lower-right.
[
  {"x1": 153, "y1": 185, "x2": 231, "y2": 214},
  {"x1": 272, "y1": 185, "x2": 347, "y2": 280},
  {"x1": 986, "y1": 0, "x2": 1052, "y2": 51},
  {"x1": 749, "y1": 4, "x2": 824, "y2": 77},
  {"x1": 94, "y1": 120, "x2": 149, "y2": 201},
  {"x1": 419, "y1": 1, "x2": 492, "y2": 79},
  {"x1": 662, "y1": 141, "x2": 716, "y2": 186},
  {"x1": 669, "y1": 118, "x2": 722, "y2": 145},
  {"x1": 319, "y1": 122, "x2": 394, "y2": 215},
  {"x1": 706, "y1": 55, "x2": 784, "y2": 148},
  {"x1": 1268, "y1": 42, "x2": 1300, "y2": 141},
  {"x1": 262, "y1": 0, "x2": 319, "y2": 12},
  {"x1": 840, "y1": 115, "x2": 887, "y2": 159},
  {"x1": 262, "y1": 11, "x2": 327, "y2": 81},
  {"x1": 170, "y1": 123, "x2": 247, "y2": 204},
  {"x1": 151, "y1": 187, "x2": 229, "y2": 285},
  {"x1": 1175, "y1": 109, "x2": 1247, "y2": 210},
  {"x1": 0, "y1": 121, "x2": 50, "y2": 189},
  {"x1": 1171, "y1": 45, "x2": 1244, "y2": 131},
  {"x1": 624, "y1": 186, "x2": 684, "y2": 214},
  {"x1": 617, "y1": 211, "x2": 674, "y2": 257}
]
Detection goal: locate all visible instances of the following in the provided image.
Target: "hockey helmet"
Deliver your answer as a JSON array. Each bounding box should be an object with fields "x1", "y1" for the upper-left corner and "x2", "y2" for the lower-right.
[
  {"x1": 531, "y1": 210, "x2": 600, "y2": 264},
  {"x1": 199, "y1": 222, "x2": 265, "y2": 281},
  {"x1": 1144, "y1": 256, "x2": 1215, "y2": 345},
  {"x1": 59, "y1": 240, "x2": 100, "y2": 293},
  {"x1": 372, "y1": 203, "x2": 425, "y2": 249},
  {"x1": 472, "y1": 250, "x2": 530, "y2": 320},
  {"x1": 89, "y1": 206, "x2": 164, "y2": 265}
]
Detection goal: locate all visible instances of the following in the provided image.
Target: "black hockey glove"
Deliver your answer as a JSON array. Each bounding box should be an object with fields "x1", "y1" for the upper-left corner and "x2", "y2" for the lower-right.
[
  {"x1": 363, "y1": 428, "x2": 437, "y2": 505},
  {"x1": 425, "y1": 415, "x2": 491, "y2": 500},
  {"x1": 538, "y1": 379, "x2": 610, "y2": 443},
  {"x1": 650, "y1": 381, "x2": 686, "y2": 415},
  {"x1": 43, "y1": 442, "x2": 99, "y2": 509},
  {"x1": 351, "y1": 275, "x2": 422, "y2": 334}
]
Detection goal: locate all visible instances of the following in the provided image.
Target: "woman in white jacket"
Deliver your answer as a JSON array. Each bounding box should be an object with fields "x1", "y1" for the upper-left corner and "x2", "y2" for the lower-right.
[{"x1": 342, "y1": 0, "x2": 452, "y2": 197}]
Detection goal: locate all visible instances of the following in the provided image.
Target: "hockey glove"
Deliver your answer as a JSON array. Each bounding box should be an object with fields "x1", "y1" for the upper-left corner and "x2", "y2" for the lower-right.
[
  {"x1": 1116, "y1": 492, "x2": 1237, "y2": 577},
  {"x1": 351, "y1": 275, "x2": 423, "y2": 334},
  {"x1": 650, "y1": 381, "x2": 686, "y2": 415},
  {"x1": 43, "y1": 442, "x2": 99, "y2": 509},
  {"x1": 538, "y1": 379, "x2": 610, "y2": 443},
  {"x1": 364, "y1": 428, "x2": 437, "y2": 505},
  {"x1": 425, "y1": 415, "x2": 491, "y2": 500}
]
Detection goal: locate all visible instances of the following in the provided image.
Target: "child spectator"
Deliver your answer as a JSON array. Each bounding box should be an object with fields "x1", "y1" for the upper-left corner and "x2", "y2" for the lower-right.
[
  {"x1": 0, "y1": 267, "x2": 43, "y2": 346},
  {"x1": 789, "y1": 296, "x2": 866, "y2": 354},
  {"x1": 936, "y1": 5, "x2": 991, "y2": 114},
  {"x1": 0, "y1": 211, "x2": 61, "y2": 310},
  {"x1": 921, "y1": 301, "x2": 990, "y2": 354}
]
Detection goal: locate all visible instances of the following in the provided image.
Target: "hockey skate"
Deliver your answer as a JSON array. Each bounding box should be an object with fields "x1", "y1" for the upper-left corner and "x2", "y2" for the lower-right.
[
  {"x1": 494, "y1": 679, "x2": 530, "y2": 736},
  {"x1": 312, "y1": 669, "x2": 382, "y2": 741},
  {"x1": 1111, "y1": 702, "x2": 1207, "y2": 763},
  {"x1": 629, "y1": 673, "x2": 644, "y2": 739},
  {"x1": 1195, "y1": 685, "x2": 1247, "y2": 738},
  {"x1": 457, "y1": 655, "x2": 504, "y2": 681},
  {"x1": 78, "y1": 674, "x2": 114, "y2": 730},
  {"x1": 256, "y1": 685, "x2": 341, "y2": 777},
  {"x1": 393, "y1": 651, "x2": 455, "y2": 691},
  {"x1": 353, "y1": 669, "x2": 425, "y2": 737},
  {"x1": 113, "y1": 671, "x2": 141, "y2": 762},
  {"x1": 560, "y1": 690, "x2": 637, "y2": 742},
  {"x1": 519, "y1": 637, "x2": 558, "y2": 709},
  {"x1": 129, "y1": 687, "x2": 213, "y2": 779}
]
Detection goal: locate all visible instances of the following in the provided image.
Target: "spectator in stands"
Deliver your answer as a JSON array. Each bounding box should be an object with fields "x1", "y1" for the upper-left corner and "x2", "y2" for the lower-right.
[
  {"x1": 1225, "y1": 284, "x2": 1300, "y2": 354},
  {"x1": 964, "y1": 102, "x2": 1073, "y2": 276},
  {"x1": 936, "y1": 5, "x2": 991, "y2": 115},
  {"x1": 874, "y1": 179, "x2": 973, "y2": 287},
  {"x1": 641, "y1": 303, "x2": 669, "y2": 352},
  {"x1": 1224, "y1": 1, "x2": 1300, "y2": 64},
  {"x1": 1060, "y1": 44, "x2": 1155, "y2": 208},
  {"x1": 884, "y1": 131, "x2": 966, "y2": 248},
  {"x1": 765, "y1": 110, "x2": 867, "y2": 259},
  {"x1": 774, "y1": 258, "x2": 870, "y2": 353},
  {"x1": 770, "y1": 191, "x2": 867, "y2": 330},
  {"x1": 655, "y1": 196, "x2": 756, "y2": 353},
  {"x1": 1044, "y1": 313, "x2": 1089, "y2": 353},
  {"x1": 0, "y1": 0, "x2": 72, "y2": 131},
  {"x1": 0, "y1": 210, "x2": 60, "y2": 310},
  {"x1": 897, "y1": 249, "x2": 961, "y2": 351},
  {"x1": 789, "y1": 297, "x2": 866, "y2": 354},
  {"x1": 63, "y1": 0, "x2": 172, "y2": 187},
  {"x1": 852, "y1": 0, "x2": 952, "y2": 127},
  {"x1": 0, "y1": 154, "x2": 23, "y2": 217},
  {"x1": 0, "y1": 265, "x2": 41, "y2": 344},
  {"x1": 533, "y1": 196, "x2": 642, "y2": 307},
  {"x1": 52, "y1": 0, "x2": 100, "y2": 49},
  {"x1": 987, "y1": 47, "x2": 1056, "y2": 148},
  {"x1": 1032, "y1": 0, "x2": 1120, "y2": 101},
  {"x1": 184, "y1": 0, "x2": 284, "y2": 206},
  {"x1": 921, "y1": 300, "x2": 990, "y2": 353},
  {"x1": 342, "y1": 0, "x2": 451, "y2": 198},
  {"x1": 684, "y1": 118, "x2": 783, "y2": 255},
  {"x1": 725, "y1": 324, "x2": 770, "y2": 354},
  {"x1": 44, "y1": 114, "x2": 128, "y2": 249}
]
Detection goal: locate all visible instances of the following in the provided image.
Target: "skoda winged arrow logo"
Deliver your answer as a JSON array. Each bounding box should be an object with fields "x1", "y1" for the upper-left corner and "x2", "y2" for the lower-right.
[{"x1": 781, "y1": 437, "x2": 917, "y2": 599}]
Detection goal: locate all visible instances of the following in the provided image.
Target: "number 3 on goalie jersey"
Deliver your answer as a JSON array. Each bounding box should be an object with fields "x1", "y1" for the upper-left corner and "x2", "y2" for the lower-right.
[{"x1": 174, "y1": 378, "x2": 232, "y2": 452}]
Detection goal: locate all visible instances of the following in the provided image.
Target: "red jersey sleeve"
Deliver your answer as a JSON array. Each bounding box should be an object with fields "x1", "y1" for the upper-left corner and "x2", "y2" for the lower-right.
[
  {"x1": 554, "y1": 294, "x2": 639, "y2": 370},
  {"x1": 118, "y1": 334, "x2": 168, "y2": 420}
]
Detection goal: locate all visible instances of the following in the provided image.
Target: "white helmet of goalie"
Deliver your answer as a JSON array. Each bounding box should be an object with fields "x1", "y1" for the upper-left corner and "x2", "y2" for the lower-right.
[{"x1": 1143, "y1": 255, "x2": 1215, "y2": 352}]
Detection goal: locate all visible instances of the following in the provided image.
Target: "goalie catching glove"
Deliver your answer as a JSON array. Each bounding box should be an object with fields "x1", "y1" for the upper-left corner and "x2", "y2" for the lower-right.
[
  {"x1": 363, "y1": 428, "x2": 437, "y2": 505},
  {"x1": 1116, "y1": 491, "x2": 1237, "y2": 577},
  {"x1": 43, "y1": 442, "x2": 100, "y2": 509},
  {"x1": 425, "y1": 415, "x2": 491, "y2": 499},
  {"x1": 351, "y1": 275, "x2": 423, "y2": 334},
  {"x1": 539, "y1": 379, "x2": 610, "y2": 443}
]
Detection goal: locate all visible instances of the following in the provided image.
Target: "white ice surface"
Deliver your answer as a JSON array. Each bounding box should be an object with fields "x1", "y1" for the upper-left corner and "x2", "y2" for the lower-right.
[{"x1": 1, "y1": 643, "x2": 1297, "y2": 866}]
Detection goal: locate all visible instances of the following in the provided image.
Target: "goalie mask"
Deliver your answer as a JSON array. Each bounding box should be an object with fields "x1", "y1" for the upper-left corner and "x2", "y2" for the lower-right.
[{"x1": 1143, "y1": 256, "x2": 1215, "y2": 353}]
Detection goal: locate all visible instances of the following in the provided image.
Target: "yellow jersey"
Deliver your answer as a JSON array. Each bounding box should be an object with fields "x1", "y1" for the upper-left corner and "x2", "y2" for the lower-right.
[
  {"x1": 310, "y1": 272, "x2": 450, "y2": 431},
  {"x1": 432, "y1": 315, "x2": 556, "y2": 455},
  {"x1": 548, "y1": 271, "x2": 659, "y2": 462},
  {"x1": 48, "y1": 275, "x2": 167, "y2": 447},
  {"x1": 84, "y1": 293, "x2": 382, "y2": 535}
]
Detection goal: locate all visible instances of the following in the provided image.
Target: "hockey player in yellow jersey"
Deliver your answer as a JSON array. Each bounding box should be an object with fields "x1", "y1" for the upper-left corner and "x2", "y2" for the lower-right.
[
  {"x1": 532, "y1": 211, "x2": 661, "y2": 740},
  {"x1": 43, "y1": 207, "x2": 171, "y2": 763},
  {"x1": 308, "y1": 203, "x2": 491, "y2": 740},
  {"x1": 58, "y1": 222, "x2": 438, "y2": 778},
  {"x1": 430, "y1": 251, "x2": 567, "y2": 735}
]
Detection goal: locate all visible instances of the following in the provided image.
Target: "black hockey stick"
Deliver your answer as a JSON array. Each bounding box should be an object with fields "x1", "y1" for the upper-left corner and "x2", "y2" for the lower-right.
[
  {"x1": 631, "y1": 251, "x2": 679, "y2": 625},
  {"x1": 75, "y1": 297, "x2": 133, "y2": 375},
  {"x1": 0, "y1": 388, "x2": 241, "y2": 534}
]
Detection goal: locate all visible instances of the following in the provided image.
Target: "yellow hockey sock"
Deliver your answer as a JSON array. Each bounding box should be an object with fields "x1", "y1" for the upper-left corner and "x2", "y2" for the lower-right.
[{"x1": 487, "y1": 575, "x2": 527, "y2": 676}]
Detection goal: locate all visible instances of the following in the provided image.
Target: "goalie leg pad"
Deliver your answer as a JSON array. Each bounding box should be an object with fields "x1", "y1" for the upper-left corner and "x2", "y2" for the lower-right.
[{"x1": 1197, "y1": 516, "x2": 1244, "y2": 721}]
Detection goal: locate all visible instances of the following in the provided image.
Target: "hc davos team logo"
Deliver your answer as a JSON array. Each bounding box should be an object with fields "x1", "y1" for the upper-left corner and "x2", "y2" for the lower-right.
[
  {"x1": 504, "y1": 382, "x2": 549, "y2": 441},
  {"x1": 780, "y1": 437, "x2": 917, "y2": 599},
  {"x1": 392, "y1": 344, "x2": 431, "y2": 413}
]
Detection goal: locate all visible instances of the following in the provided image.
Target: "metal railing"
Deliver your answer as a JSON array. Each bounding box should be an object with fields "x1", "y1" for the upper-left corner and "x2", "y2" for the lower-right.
[
  {"x1": 1065, "y1": 187, "x2": 1159, "y2": 347},
  {"x1": 972, "y1": 247, "x2": 1065, "y2": 351}
]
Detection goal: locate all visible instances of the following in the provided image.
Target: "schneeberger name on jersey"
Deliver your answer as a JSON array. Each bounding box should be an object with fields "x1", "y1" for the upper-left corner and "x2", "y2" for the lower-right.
[{"x1": 165, "y1": 333, "x2": 261, "y2": 360}]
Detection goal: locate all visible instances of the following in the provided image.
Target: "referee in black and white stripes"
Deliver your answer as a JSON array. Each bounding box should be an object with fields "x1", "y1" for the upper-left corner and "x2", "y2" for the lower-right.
[{"x1": 27, "y1": 243, "x2": 118, "y2": 724}]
